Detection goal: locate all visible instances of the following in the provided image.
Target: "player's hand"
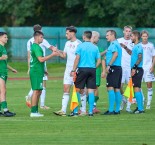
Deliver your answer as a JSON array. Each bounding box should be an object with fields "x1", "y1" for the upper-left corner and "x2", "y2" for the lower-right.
[
  {"x1": 101, "y1": 71, "x2": 106, "y2": 78},
  {"x1": 52, "y1": 51, "x2": 59, "y2": 56},
  {"x1": 120, "y1": 43, "x2": 126, "y2": 49},
  {"x1": 1, "y1": 55, "x2": 8, "y2": 60},
  {"x1": 131, "y1": 69, "x2": 136, "y2": 76},
  {"x1": 50, "y1": 45, "x2": 58, "y2": 52},
  {"x1": 150, "y1": 66, "x2": 154, "y2": 73},
  {"x1": 12, "y1": 69, "x2": 17, "y2": 73}
]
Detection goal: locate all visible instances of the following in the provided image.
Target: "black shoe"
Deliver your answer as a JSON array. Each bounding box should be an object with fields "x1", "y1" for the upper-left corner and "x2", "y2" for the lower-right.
[
  {"x1": 68, "y1": 112, "x2": 78, "y2": 117},
  {"x1": 88, "y1": 113, "x2": 93, "y2": 117},
  {"x1": 114, "y1": 111, "x2": 120, "y2": 115},
  {"x1": 102, "y1": 110, "x2": 114, "y2": 115},
  {"x1": 3, "y1": 111, "x2": 16, "y2": 117},
  {"x1": 133, "y1": 107, "x2": 138, "y2": 113},
  {"x1": 0, "y1": 112, "x2": 4, "y2": 116},
  {"x1": 134, "y1": 110, "x2": 145, "y2": 114}
]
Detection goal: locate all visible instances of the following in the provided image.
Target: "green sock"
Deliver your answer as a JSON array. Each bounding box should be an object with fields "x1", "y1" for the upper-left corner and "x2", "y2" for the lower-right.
[
  {"x1": 1, "y1": 101, "x2": 8, "y2": 111},
  {"x1": 95, "y1": 96, "x2": 99, "y2": 103},
  {"x1": 36, "y1": 106, "x2": 38, "y2": 112},
  {"x1": 31, "y1": 106, "x2": 37, "y2": 113},
  {"x1": 0, "y1": 103, "x2": 1, "y2": 112}
]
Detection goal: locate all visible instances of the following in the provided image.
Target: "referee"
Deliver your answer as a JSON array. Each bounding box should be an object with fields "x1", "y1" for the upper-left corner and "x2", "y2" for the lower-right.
[
  {"x1": 71, "y1": 31, "x2": 101, "y2": 116},
  {"x1": 102, "y1": 30, "x2": 122, "y2": 115}
]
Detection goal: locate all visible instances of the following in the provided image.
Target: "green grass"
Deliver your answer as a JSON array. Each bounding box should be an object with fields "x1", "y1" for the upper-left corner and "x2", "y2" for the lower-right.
[{"x1": 0, "y1": 62, "x2": 155, "y2": 145}]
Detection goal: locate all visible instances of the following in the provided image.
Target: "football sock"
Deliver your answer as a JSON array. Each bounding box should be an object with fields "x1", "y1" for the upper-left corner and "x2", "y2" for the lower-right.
[
  {"x1": 80, "y1": 93, "x2": 86, "y2": 113},
  {"x1": 115, "y1": 91, "x2": 122, "y2": 112},
  {"x1": 135, "y1": 92, "x2": 143, "y2": 111},
  {"x1": 62, "y1": 93, "x2": 69, "y2": 113},
  {"x1": 141, "y1": 89, "x2": 145, "y2": 105},
  {"x1": 40, "y1": 87, "x2": 46, "y2": 107},
  {"x1": 126, "y1": 100, "x2": 131, "y2": 110},
  {"x1": 108, "y1": 90, "x2": 115, "y2": 112},
  {"x1": 1, "y1": 101, "x2": 8, "y2": 112},
  {"x1": 147, "y1": 88, "x2": 153, "y2": 105},
  {"x1": 88, "y1": 92, "x2": 94, "y2": 114},
  {"x1": 31, "y1": 106, "x2": 37, "y2": 113},
  {"x1": 28, "y1": 89, "x2": 33, "y2": 98}
]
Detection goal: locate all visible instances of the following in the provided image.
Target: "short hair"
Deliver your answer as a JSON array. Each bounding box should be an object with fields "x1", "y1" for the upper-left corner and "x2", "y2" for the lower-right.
[
  {"x1": 33, "y1": 24, "x2": 42, "y2": 32},
  {"x1": 106, "y1": 30, "x2": 117, "y2": 38},
  {"x1": 124, "y1": 25, "x2": 132, "y2": 30},
  {"x1": 33, "y1": 31, "x2": 44, "y2": 37},
  {"x1": 66, "y1": 26, "x2": 77, "y2": 33},
  {"x1": 83, "y1": 31, "x2": 92, "y2": 39},
  {"x1": 141, "y1": 30, "x2": 149, "y2": 36},
  {"x1": 132, "y1": 30, "x2": 140, "y2": 40},
  {"x1": 0, "y1": 32, "x2": 7, "y2": 36},
  {"x1": 92, "y1": 31, "x2": 100, "y2": 38}
]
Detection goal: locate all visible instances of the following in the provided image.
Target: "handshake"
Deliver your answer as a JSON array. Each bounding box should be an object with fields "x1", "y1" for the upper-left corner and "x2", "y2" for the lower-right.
[{"x1": 0, "y1": 55, "x2": 8, "y2": 60}]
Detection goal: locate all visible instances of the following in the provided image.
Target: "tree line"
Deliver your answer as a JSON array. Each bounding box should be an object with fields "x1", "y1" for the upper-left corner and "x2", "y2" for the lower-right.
[{"x1": 0, "y1": 0, "x2": 155, "y2": 28}]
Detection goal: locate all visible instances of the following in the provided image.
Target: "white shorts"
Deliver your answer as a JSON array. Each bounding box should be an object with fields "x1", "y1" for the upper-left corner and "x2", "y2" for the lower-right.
[
  {"x1": 43, "y1": 75, "x2": 48, "y2": 81},
  {"x1": 121, "y1": 67, "x2": 131, "y2": 84},
  {"x1": 143, "y1": 70, "x2": 155, "y2": 82},
  {"x1": 63, "y1": 66, "x2": 74, "y2": 85}
]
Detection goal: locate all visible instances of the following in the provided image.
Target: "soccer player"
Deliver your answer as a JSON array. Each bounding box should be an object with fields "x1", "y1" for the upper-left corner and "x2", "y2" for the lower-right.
[
  {"x1": 0, "y1": 32, "x2": 17, "y2": 117},
  {"x1": 53, "y1": 26, "x2": 87, "y2": 116},
  {"x1": 29, "y1": 31, "x2": 58, "y2": 117},
  {"x1": 117, "y1": 25, "x2": 134, "y2": 112},
  {"x1": 26, "y1": 24, "x2": 57, "y2": 109},
  {"x1": 71, "y1": 31, "x2": 101, "y2": 116},
  {"x1": 140, "y1": 30, "x2": 155, "y2": 109},
  {"x1": 102, "y1": 30, "x2": 122, "y2": 115},
  {"x1": 90, "y1": 31, "x2": 104, "y2": 113},
  {"x1": 130, "y1": 30, "x2": 144, "y2": 114}
]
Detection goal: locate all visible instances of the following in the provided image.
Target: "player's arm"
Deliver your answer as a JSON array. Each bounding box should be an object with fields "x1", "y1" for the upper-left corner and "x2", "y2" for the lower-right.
[
  {"x1": 0, "y1": 55, "x2": 7, "y2": 60},
  {"x1": 7, "y1": 65, "x2": 17, "y2": 73},
  {"x1": 96, "y1": 58, "x2": 101, "y2": 68},
  {"x1": 150, "y1": 56, "x2": 155, "y2": 73},
  {"x1": 120, "y1": 43, "x2": 132, "y2": 55},
  {"x1": 37, "y1": 51, "x2": 58, "y2": 62},
  {"x1": 27, "y1": 51, "x2": 30, "y2": 74},
  {"x1": 131, "y1": 53, "x2": 142, "y2": 76},
  {"x1": 58, "y1": 50, "x2": 66, "y2": 58},
  {"x1": 70, "y1": 55, "x2": 80, "y2": 77},
  {"x1": 101, "y1": 49, "x2": 107, "y2": 57},
  {"x1": 106, "y1": 52, "x2": 118, "y2": 73},
  {"x1": 101, "y1": 59, "x2": 106, "y2": 78}
]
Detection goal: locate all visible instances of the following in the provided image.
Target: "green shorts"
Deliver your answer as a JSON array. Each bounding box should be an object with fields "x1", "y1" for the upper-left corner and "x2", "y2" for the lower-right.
[
  {"x1": 96, "y1": 75, "x2": 101, "y2": 87},
  {"x1": 0, "y1": 74, "x2": 7, "y2": 83},
  {"x1": 30, "y1": 75, "x2": 43, "y2": 90}
]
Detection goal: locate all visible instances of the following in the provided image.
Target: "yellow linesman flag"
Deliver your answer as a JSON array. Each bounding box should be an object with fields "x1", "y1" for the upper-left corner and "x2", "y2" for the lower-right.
[
  {"x1": 123, "y1": 78, "x2": 134, "y2": 103},
  {"x1": 70, "y1": 85, "x2": 79, "y2": 111}
]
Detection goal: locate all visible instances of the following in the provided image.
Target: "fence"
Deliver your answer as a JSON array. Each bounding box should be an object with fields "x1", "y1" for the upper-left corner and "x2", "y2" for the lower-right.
[{"x1": 0, "y1": 27, "x2": 155, "y2": 62}]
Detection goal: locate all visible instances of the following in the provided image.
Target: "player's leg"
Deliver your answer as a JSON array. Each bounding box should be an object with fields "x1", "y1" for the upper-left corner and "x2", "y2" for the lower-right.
[
  {"x1": 79, "y1": 88, "x2": 87, "y2": 115},
  {"x1": 146, "y1": 82, "x2": 153, "y2": 109},
  {"x1": 25, "y1": 88, "x2": 33, "y2": 108},
  {"x1": 40, "y1": 76, "x2": 50, "y2": 109},
  {"x1": 0, "y1": 77, "x2": 16, "y2": 117}
]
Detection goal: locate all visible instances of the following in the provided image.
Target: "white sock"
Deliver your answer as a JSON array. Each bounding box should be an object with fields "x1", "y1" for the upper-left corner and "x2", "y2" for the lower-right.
[
  {"x1": 147, "y1": 88, "x2": 153, "y2": 106},
  {"x1": 141, "y1": 89, "x2": 145, "y2": 105},
  {"x1": 61, "y1": 93, "x2": 69, "y2": 113},
  {"x1": 122, "y1": 95, "x2": 127, "y2": 103},
  {"x1": 80, "y1": 93, "x2": 86, "y2": 113},
  {"x1": 126, "y1": 99, "x2": 131, "y2": 110},
  {"x1": 40, "y1": 87, "x2": 46, "y2": 107},
  {"x1": 28, "y1": 89, "x2": 33, "y2": 98}
]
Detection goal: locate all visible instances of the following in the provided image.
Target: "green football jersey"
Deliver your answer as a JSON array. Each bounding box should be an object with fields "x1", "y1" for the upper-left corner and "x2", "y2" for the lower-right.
[
  {"x1": 30, "y1": 43, "x2": 44, "y2": 77},
  {"x1": 96, "y1": 47, "x2": 104, "y2": 75},
  {"x1": 0, "y1": 44, "x2": 8, "y2": 75}
]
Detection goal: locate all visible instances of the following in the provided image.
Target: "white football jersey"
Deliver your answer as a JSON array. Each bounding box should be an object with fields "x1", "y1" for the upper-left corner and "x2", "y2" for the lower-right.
[
  {"x1": 64, "y1": 39, "x2": 81, "y2": 67},
  {"x1": 117, "y1": 37, "x2": 134, "y2": 68},
  {"x1": 27, "y1": 37, "x2": 51, "y2": 56},
  {"x1": 141, "y1": 42, "x2": 155, "y2": 70}
]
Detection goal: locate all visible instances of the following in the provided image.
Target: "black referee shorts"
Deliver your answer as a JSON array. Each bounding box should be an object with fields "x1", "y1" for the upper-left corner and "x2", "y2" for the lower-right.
[
  {"x1": 106, "y1": 66, "x2": 122, "y2": 89},
  {"x1": 75, "y1": 67, "x2": 96, "y2": 89},
  {"x1": 132, "y1": 67, "x2": 143, "y2": 88}
]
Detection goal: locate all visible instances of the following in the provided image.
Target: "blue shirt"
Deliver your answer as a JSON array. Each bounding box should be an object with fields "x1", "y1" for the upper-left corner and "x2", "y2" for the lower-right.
[
  {"x1": 106, "y1": 40, "x2": 122, "y2": 66},
  {"x1": 131, "y1": 43, "x2": 143, "y2": 68},
  {"x1": 76, "y1": 42, "x2": 100, "y2": 68}
]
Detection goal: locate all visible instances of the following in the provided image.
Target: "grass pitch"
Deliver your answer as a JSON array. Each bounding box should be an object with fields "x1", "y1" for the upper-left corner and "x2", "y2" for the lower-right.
[{"x1": 0, "y1": 62, "x2": 155, "y2": 145}]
